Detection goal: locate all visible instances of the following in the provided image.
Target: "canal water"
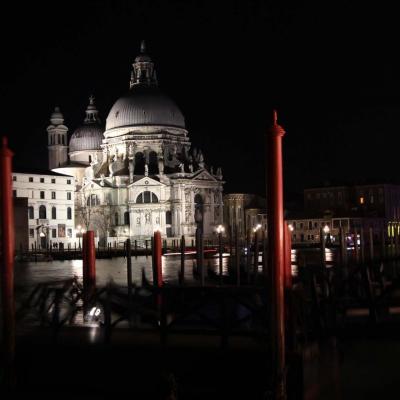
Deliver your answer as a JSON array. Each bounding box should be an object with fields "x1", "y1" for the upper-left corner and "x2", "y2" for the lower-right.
[{"x1": 14, "y1": 245, "x2": 398, "y2": 291}]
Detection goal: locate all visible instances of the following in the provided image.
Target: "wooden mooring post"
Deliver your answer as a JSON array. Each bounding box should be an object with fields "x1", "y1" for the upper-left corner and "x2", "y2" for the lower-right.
[
  {"x1": 369, "y1": 227, "x2": 374, "y2": 262},
  {"x1": 179, "y1": 235, "x2": 185, "y2": 285},
  {"x1": 266, "y1": 111, "x2": 286, "y2": 399},
  {"x1": 126, "y1": 238, "x2": 133, "y2": 305},
  {"x1": 0, "y1": 137, "x2": 16, "y2": 387},
  {"x1": 196, "y1": 228, "x2": 204, "y2": 286},
  {"x1": 235, "y1": 225, "x2": 240, "y2": 287}
]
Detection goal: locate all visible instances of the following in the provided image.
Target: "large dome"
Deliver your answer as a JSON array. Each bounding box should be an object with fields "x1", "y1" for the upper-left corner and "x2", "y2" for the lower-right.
[
  {"x1": 69, "y1": 124, "x2": 104, "y2": 152},
  {"x1": 106, "y1": 85, "x2": 185, "y2": 131}
]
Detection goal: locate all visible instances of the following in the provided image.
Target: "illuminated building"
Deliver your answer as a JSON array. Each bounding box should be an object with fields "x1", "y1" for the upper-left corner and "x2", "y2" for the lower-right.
[{"x1": 49, "y1": 41, "x2": 224, "y2": 244}]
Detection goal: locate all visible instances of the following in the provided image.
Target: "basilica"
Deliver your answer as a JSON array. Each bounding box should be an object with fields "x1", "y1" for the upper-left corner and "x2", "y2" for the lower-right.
[{"x1": 50, "y1": 41, "x2": 224, "y2": 244}]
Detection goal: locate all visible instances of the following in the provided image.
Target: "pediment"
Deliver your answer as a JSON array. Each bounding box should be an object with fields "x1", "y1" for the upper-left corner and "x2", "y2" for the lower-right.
[
  {"x1": 192, "y1": 170, "x2": 217, "y2": 182},
  {"x1": 128, "y1": 176, "x2": 165, "y2": 188},
  {"x1": 81, "y1": 180, "x2": 103, "y2": 190}
]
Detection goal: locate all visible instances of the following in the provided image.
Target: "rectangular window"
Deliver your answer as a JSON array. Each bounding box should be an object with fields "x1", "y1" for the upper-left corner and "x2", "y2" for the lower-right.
[
  {"x1": 51, "y1": 191, "x2": 56, "y2": 199},
  {"x1": 67, "y1": 179, "x2": 71, "y2": 184},
  {"x1": 360, "y1": 197, "x2": 364, "y2": 204},
  {"x1": 51, "y1": 178, "x2": 56, "y2": 183},
  {"x1": 29, "y1": 229, "x2": 34, "y2": 238},
  {"x1": 67, "y1": 228, "x2": 72, "y2": 238},
  {"x1": 52, "y1": 229, "x2": 57, "y2": 238},
  {"x1": 29, "y1": 177, "x2": 33, "y2": 182},
  {"x1": 308, "y1": 221, "x2": 312, "y2": 230},
  {"x1": 40, "y1": 191, "x2": 45, "y2": 199},
  {"x1": 13, "y1": 190, "x2": 16, "y2": 197},
  {"x1": 40, "y1": 178, "x2": 44, "y2": 183},
  {"x1": 12, "y1": 176, "x2": 16, "y2": 181},
  {"x1": 67, "y1": 192, "x2": 72, "y2": 200}
]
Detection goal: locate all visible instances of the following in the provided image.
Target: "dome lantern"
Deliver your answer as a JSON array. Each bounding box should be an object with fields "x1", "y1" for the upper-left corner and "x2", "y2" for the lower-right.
[{"x1": 129, "y1": 40, "x2": 157, "y2": 89}]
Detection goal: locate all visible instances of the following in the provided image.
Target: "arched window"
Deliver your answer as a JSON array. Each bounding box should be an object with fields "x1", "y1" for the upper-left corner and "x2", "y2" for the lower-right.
[
  {"x1": 124, "y1": 211, "x2": 130, "y2": 225},
  {"x1": 166, "y1": 210, "x2": 172, "y2": 224},
  {"x1": 148, "y1": 151, "x2": 159, "y2": 174},
  {"x1": 86, "y1": 194, "x2": 99, "y2": 206},
  {"x1": 134, "y1": 152, "x2": 145, "y2": 175},
  {"x1": 67, "y1": 207, "x2": 72, "y2": 220},
  {"x1": 136, "y1": 191, "x2": 159, "y2": 204},
  {"x1": 51, "y1": 206, "x2": 57, "y2": 220},
  {"x1": 28, "y1": 206, "x2": 34, "y2": 219},
  {"x1": 39, "y1": 205, "x2": 46, "y2": 219},
  {"x1": 115, "y1": 213, "x2": 119, "y2": 226}
]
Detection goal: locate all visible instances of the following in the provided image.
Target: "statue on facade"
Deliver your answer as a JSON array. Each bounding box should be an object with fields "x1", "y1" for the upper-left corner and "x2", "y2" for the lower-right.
[
  {"x1": 185, "y1": 188, "x2": 190, "y2": 202},
  {"x1": 144, "y1": 163, "x2": 149, "y2": 177},
  {"x1": 128, "y1": 143, "x2": 134, "y2": 158},
  {"x1": 145, "y1": 212, "x2": 151, "y2": 224},
  {"x1": 185, "y1": 209, "x2": 192, "y2": 223}
]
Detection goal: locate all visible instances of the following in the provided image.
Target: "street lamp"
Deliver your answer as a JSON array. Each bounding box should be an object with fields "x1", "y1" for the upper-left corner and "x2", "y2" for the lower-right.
[
  {"x1": 288, "y1": 224, "x2": 294, "y2": 232},
  {"x1": 323, "y1": 224, "x2": 331, "y2": 245},
  {"x1": 216, "y1": 225, "x2": 225, "y2": 284},
  {"x1": 253, "y1": 223, "x2": 262, "y2": 233},
  {"x1": 76, "y1": 225, "x2": 85, "y2": 248}
]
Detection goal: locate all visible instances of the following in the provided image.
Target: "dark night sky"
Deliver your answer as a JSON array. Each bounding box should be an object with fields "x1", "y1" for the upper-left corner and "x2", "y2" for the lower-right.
[{"x1": 1, "y1": 1, "x2": 400, "y2": 205}]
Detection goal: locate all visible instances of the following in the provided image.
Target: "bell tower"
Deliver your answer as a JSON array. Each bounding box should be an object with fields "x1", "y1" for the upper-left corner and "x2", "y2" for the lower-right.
[{"x1": 47, "y1": 106, "x2": 69, "y2": 170}]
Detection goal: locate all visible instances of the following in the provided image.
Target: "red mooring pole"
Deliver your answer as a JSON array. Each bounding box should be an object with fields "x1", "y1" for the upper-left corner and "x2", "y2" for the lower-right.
[
  {"x1": 85, "y1": 230, "x2": 96, "y2": 287},
  {"x1": 266, "y1": 110, "x2": 286, "y2": 399},
  {"x1": 0, "y1": 137, "x2": 16, "y2": 387}
]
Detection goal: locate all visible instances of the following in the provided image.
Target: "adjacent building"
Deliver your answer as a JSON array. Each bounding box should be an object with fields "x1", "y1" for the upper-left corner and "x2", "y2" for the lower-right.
[
  {"x1": 223, "y1": 193, "x2": 266, "y2": 243},
  {"x1": 289, "y1": 182, "x2": 400, "y2": 245},
  {"x1": 12, "y1": 170, "x2": 75, "y2": 249}
]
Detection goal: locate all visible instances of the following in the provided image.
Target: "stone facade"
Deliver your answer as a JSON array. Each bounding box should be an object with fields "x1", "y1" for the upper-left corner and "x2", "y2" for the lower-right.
[{"x1": 50, "y1": 42, "x2": 224, "y2": 243}]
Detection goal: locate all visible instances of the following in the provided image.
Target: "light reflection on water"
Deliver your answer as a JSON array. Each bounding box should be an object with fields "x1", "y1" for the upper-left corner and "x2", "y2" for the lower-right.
[
  {"x1": 14, "y1": 247, "x2": 374, "y2": 290},
  {"x1": 15, "y1": 254, "x2": 232, "y2": 290}
]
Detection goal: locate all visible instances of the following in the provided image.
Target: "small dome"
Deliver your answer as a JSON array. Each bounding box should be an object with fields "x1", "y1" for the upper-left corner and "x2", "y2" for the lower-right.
[
  {"x1": 69, "y1": 124, "x2": 104, "y2": 152},
  {"x1": 106, "y1": 85, "x2": 185, "y2": 131},
  {"x1": 69, "y1": 96, "x2": 104, "y2": 152},
  {"x1": 50, "y1": 106, "x2": 64, "y2": 125}
]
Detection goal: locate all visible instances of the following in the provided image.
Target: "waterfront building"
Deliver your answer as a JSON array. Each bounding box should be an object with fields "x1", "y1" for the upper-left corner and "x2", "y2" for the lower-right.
[
  {"x1": 223, "y1": 193, "x2": 266, "y2": 242},
  {"x1": 286, "y1": 215, "x2": 387, "y2": 245},
  {"x1": 304, "y1": 183, "x2": 400, "y2": 220},
  {"x1": 12, "y1": 170, "x2": 75, "y2": 249},
  {"x1": 49, "y1": 41, "x2": 224, "y2": 244}
]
